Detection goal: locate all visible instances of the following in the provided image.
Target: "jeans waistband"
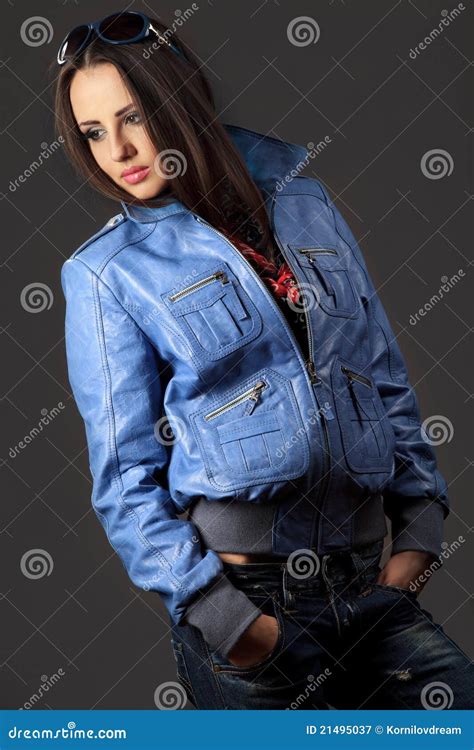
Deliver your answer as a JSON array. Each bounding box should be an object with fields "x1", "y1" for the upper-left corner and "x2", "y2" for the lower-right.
[{"x1": 222, "y1": 538, "x2": 384, "y2": 593}]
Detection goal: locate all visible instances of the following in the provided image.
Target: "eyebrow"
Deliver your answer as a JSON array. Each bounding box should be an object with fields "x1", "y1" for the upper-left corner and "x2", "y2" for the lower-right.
[{"x1": 78, "y1": 103, "x2": 135, "y2": 127}]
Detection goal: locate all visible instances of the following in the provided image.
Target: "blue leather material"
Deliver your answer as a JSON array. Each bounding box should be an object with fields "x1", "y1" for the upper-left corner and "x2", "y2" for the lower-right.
[{"x1": 61, "y1": 123, "x2": 449, "y2": 636}]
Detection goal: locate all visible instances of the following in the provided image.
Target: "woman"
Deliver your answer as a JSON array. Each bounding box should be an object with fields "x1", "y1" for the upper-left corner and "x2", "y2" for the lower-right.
[{"x1": 54, "y1": 11, "x2": 473, "y2": 709}]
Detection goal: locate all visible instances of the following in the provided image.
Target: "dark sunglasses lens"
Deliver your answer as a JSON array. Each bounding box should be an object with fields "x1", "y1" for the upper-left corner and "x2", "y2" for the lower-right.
[
  {"x1": 59, "y1": 25, "x2": 89, "y2": 61},
  {"x1": 98, "y1": 13, "x2": 146, "y2": 41}
]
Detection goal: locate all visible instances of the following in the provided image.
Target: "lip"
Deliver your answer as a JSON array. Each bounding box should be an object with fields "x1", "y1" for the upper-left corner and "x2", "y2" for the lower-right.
[{"x1": 121, "y1": 166, "x2": 151, "y2": 184}]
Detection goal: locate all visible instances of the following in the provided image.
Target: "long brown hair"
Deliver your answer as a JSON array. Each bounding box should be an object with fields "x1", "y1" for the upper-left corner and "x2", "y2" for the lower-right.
[{"x1": 51, "y1": 15, "x2": 272, "y2": 250}]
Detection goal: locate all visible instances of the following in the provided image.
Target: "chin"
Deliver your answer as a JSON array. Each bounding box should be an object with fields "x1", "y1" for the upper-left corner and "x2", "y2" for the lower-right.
[{"x1": 124, "y1": 180, "x2": 167, "y2": 200}]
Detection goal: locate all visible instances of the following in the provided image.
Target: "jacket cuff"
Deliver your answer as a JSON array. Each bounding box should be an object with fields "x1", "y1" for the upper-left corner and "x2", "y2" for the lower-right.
[
  {"x1": 181, "y1": 573, "x2": 262, "y2": 658},
  {"x1": 388, "y1": 497, "x2": 446, "y2": 562}
]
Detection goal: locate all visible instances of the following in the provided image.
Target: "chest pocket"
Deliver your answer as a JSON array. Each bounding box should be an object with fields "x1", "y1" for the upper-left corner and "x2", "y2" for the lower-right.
[
  {"x1": 161, "y1": 262, "x2": 262, "y2": 361},
  {"x1": 289, "y1": 244, "x2": 359, "y2": 318}
]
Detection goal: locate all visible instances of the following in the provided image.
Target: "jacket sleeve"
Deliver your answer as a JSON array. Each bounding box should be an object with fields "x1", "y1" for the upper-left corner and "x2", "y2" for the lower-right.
[
  {"x1": 61, "y1": 256, "x2": 261, "y2": 656},
  {"x1": 317, "y1": 181, "x2": 449, "y2": 562}
]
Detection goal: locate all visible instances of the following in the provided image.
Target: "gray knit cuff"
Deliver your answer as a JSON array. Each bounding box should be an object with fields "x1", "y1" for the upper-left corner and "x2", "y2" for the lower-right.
[
  {"x1": 182, "y1": 573, "x2": 262, "y2": 658},
  {"x1": 388, "y1": 497, "x2": 446, "y2": 562}
]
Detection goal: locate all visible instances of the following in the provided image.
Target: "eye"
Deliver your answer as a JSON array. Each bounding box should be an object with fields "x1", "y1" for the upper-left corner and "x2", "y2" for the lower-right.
[
  {"x1": 124, "y1": 111, "x2": 142, "y2": 125},
  {"x1": 82, "y1": 128, "x2": 105, "y2": 142}
]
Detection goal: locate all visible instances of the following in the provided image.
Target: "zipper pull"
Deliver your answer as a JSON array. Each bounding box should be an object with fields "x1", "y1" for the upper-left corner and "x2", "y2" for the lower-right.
[
  {"x1": 322, "y1": 401, "x2": 335, "y2": 421},
  {"x1": 306, "y1": 359, "x2": 321, "y2": 384},
  {"x1": 246, "y1": 380, "x2": 267, "y2": 415},
  {"x1": 215, "y1": 270, "x2": 229, "y2": 285},
  {"x1": 340, "y1": 365, "x2": 372, "y2": 388},
  {"x1": 341, "y1": 366, "x2": 355, "y2": 389}
]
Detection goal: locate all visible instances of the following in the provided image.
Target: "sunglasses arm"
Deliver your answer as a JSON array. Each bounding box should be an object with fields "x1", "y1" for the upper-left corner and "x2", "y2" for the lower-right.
[{"x1": 148, "y1": 23, "x2": 181, "y2": 55}]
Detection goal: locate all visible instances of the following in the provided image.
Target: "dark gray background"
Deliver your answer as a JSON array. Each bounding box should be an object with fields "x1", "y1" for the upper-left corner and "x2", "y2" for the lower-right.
[{"x1": 1, "y1": 0, "x2": 472, "y2": 710}]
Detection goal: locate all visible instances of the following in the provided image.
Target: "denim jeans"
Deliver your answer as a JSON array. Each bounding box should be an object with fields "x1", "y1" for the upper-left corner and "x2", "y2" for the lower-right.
[{"x1": 169, "y1": 539, "x2": 474, "y2": 709}]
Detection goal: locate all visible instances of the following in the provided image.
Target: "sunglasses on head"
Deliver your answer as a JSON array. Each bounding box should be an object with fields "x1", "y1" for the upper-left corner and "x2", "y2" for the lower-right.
[{"x1": 57, "y1": 10, "x2": 184, "y2": 65}]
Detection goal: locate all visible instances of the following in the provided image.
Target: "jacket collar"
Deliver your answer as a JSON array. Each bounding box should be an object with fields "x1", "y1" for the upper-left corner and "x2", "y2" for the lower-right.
[{"x1": 120, "y1": 124, "x2": 309, "y2": 223}]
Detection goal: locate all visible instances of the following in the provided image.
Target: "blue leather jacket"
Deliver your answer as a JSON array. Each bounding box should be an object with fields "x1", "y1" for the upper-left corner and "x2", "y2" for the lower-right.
[{"x1": 61, "y1": 124, "x2": 449, "y2": 658}]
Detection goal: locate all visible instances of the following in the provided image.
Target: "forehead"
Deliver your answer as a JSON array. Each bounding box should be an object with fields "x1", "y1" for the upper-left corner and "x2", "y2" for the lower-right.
[{"x1": 70, "y1": 63, "x2": 131, "y2": 122}]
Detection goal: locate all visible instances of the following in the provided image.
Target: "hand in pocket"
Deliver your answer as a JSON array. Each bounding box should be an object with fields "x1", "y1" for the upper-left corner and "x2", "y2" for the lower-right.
[{"x1": 227, "y1": 613, "x2": 280, "y2": 668}]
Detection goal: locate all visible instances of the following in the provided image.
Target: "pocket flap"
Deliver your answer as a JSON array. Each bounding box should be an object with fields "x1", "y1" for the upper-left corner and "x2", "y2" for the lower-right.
[
  {"x1": 217, "y1": 411, "x2": 280, "y2": 443},
  {"x1": 168, "y1": 286, "x2": 228, "y2": 316}
]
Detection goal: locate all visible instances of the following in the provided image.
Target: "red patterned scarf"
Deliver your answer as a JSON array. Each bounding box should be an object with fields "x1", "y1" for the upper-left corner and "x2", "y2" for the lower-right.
[{"x1": 218, "y1": 227, "x2": 301, "y2": 305}]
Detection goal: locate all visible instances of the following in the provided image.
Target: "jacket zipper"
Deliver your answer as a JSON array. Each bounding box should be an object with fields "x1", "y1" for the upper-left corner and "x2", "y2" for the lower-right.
[
  {"x1": 204, "y1": 380, "x2": 267, "y2": 421},
  {"x1": 270, "y1": 210, "x2": 333, "y2": 554},
  {"x1": 193, "y1": 208, "x2": 332, "y2": 552},
  {"x1": 341, "y1": 365, "x2": 372, "y2": 388},
  {"x1": 269, "y1": 197, "x2": 335, "y2": 556},
  {"x1": 270, "y1": 223, "x2": 320, "y2": 384},
  {"x1": 169, "y1": 270, "x2": 228, "y2": 302},
  {"x1": 298, "y1": 248, "x2": 337, "y2": 256}
]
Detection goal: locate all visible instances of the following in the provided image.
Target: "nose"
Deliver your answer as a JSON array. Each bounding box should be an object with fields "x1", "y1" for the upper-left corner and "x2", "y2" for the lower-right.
[{"x1": 109, "y1": 132, "x2": 136, "y2": 163}]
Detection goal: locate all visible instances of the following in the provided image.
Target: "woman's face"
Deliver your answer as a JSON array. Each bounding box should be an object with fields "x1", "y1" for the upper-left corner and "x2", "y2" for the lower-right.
[{"x1": 70, "y1": 62, "x2": 169, "y2": 200}]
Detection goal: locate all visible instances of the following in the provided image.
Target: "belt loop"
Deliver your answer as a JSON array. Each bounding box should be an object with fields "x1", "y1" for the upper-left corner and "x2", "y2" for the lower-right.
[
  {"x1": 280, "y1": 561, "x2": 297, "y2": 613},
  {"x1": 320, "y1": 554, "x2": 332, "y2": 590},
  {"x1": 350, "y1": 548, "x2": 368, "y2": 590}
]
